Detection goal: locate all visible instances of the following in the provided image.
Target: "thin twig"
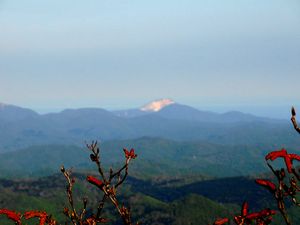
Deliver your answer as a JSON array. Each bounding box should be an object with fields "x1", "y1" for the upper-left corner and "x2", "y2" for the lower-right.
[
  {"x1": 110, "y1": 159, "x2": 130, "y2": 188},
  {"x1": 61, "y1": 166, "x2": 80, "y2": 225},
  {"x1": 266, "y1": 163, "x2": 291, "y2": 225},
  {"x1": 96, "y1": 195, "x2": 107, "y2": 219},
  {"x1": 87, "y1": 141, "x2": 107, "y2": 182},
  {"x1": 79, "y1": 198, "x2": 88, "y2": 221},
  {"x1": 85, "y1": 142, "x2": 137, "y2": 225},
  {"x1": 291, "y1": 107, "x2": 300, "y2": 134}
]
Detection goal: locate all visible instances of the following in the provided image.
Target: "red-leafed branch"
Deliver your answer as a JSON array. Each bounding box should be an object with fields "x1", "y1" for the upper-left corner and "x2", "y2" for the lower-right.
[
  {"x1": 0, "y1": 209, "x2": 22, "y2": 225},
  {"x1": 211, "y1": 202, "x2": 276, "y2": 225},
  {"x1": 256, "y1": 147, "x2": 300, "y2": 225},
  {"x1": 85, "y1": 144, "x2": 138, "y2": 225},
  {"x1": 0, "y1": 142, "x2": 138, "y2": 225},
  {"x1": 0, "y1": 209, "x2": 56, "y2": 225},
  {"x1": 212, "y1": 106, "x2": 300, "y2": 225}
]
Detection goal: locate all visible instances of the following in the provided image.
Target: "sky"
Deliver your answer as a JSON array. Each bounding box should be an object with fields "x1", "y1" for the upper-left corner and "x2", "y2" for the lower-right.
[{"x1": 0, "y1": 0, "x2": 299, "y2": 118}]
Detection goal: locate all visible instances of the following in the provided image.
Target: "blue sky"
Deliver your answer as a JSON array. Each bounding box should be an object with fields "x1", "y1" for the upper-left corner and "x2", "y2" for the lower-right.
[{"x1": 0, "y1": 0, "x2": 299, "y2": 117}]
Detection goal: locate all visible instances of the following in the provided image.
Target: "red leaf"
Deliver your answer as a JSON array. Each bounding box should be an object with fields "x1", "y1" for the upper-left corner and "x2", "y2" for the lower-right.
[
  {"x1": 265, "y1": 149, "x2": 287, "y2": 161},
  {"x1": 24, "y1": 211, "x2": 48, "y2": 225},
  {"x1": 255, "y1": 179, "x2": 276, "y2": 192},
  {"x1": 0, "y1": 209, "x2": 21, "y2": 224},
  {"x1": 86, "y1": 176, "x2": 104, "y2": 189},
  {"x1": 289, "y1": 154, "x2": 300, "y2": 162},
  {"x1": 213, "y1": 217, "x2": 229, "y2": 225},
  {"x1": 241, "y1": 201, "x2": 248, "y2": 216},
  {"x1": 123, "y1": 148, "x2": 137, "y2": 159},
  {"x1": 245, "y1": 208, "x2": 276, "y2": 220},
  {"x1": 265, "y1": 149, "x2": 300, "y2": 173}
]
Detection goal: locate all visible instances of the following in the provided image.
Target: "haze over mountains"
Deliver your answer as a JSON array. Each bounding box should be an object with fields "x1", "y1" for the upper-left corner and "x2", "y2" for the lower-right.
[
  {"x1": 0, "y1": 99, "x2": 298, "y2": 152},
  {"x1": 1, "y1": 99, "x2": 300, "y2": 224}
]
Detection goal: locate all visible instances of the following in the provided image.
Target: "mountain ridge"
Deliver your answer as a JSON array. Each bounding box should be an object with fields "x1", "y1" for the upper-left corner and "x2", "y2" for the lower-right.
[
  {"x1": 0, "y1": 99, "x2": 284, "y2": 122},
  {"x1": 0, "y1": 100, "x2": 295, "y2": 153}
]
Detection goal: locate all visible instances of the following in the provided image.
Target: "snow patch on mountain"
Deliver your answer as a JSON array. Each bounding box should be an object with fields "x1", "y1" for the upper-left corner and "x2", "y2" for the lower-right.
[{"x1": 140, "y1": 99, "x2": 175, "y2": 112}]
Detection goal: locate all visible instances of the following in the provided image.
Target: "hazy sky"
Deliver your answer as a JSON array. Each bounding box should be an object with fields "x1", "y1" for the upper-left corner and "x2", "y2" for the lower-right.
[{"x1": 0, "y1": 0, "x2": 299, "y2": 117}]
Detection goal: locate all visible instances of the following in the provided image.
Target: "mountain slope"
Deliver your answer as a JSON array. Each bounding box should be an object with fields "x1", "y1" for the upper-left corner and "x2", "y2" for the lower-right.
[
  {"x1": 0, "y1": 103, "x2": 38, "y2": 123},
  {"x1": 0, "y1": 100, "x2": 296, "y2": 152},
  {"x1": 156, "y1": 103, "x2": 219, "y2": 122},
  {"x1": 114, "y1": 99, "x2": 279, "y2": 123},
  {"x1": 0, "y1": 174, "x2": 239, "y2": 225},
  {"x1": 0, "y1": 137, "x2": 286, "y2": 178}
]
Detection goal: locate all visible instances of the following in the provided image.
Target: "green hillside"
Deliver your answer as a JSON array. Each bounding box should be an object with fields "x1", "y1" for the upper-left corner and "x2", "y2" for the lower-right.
[
  {"x1": 0, "y1": 137, "x2": 281, "y2": 179},
  {"x1": 1, "y1": 172, "x2": 299, "y2": 225},
  {"x1": 0, "y1": 173, "x2": 239, "y2": 225}
]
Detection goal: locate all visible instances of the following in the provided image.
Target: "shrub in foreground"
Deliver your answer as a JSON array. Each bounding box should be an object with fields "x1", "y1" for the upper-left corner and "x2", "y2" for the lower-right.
[
  {"x1": 0, "y1": 141, "x2": 138, "y2": 225},
  {"x1": 212, "y1": 107, "x2": 300, "y2": 225}
]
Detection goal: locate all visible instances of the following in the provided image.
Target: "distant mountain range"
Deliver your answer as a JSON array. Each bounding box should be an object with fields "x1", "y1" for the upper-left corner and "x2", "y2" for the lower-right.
[
  {"x1": 113, "y1": 98, "x2": 276, "y2": 123},
  {"x1": 0, "y1": 99, "x2": 298, "y2": 152},
  {"x1": 0, "y1": 100, "x2": 298, "y2": 225}
]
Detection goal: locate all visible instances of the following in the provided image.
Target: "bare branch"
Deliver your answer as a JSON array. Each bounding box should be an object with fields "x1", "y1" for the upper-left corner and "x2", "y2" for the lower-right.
[
  {"x1": 96, "y1": 195, "x2": 107, "y2": 219},
  {"x1": 79, "y1": 198, "x2": 88, "y2": 221},
  {"x1": 109, "y1": 159, "x2": 131, "y2": 188},
  {"x1": 85, "y1": 142, "x2": 137, "y2": 225},
  {"x1": 61, "y1": 166, "x2": 80, "y2": 225},
  {"x1": 86, "y1": 141, "x2": 107, "y2": 182}
]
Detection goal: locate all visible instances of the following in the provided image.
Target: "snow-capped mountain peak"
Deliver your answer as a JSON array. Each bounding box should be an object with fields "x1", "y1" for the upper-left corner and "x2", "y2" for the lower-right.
[{"x1": 140, "y1": 98, "x2": 175, "y2": 112}]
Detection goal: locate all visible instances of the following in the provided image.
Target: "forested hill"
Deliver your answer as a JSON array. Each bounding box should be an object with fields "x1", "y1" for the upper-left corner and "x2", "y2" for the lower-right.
[
  {"x1": 0, "y1": 102, "x2": 298, "y2": 152},
  {"x1": 0, "y1": 137, "x2": 296, "y2": 179}
]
